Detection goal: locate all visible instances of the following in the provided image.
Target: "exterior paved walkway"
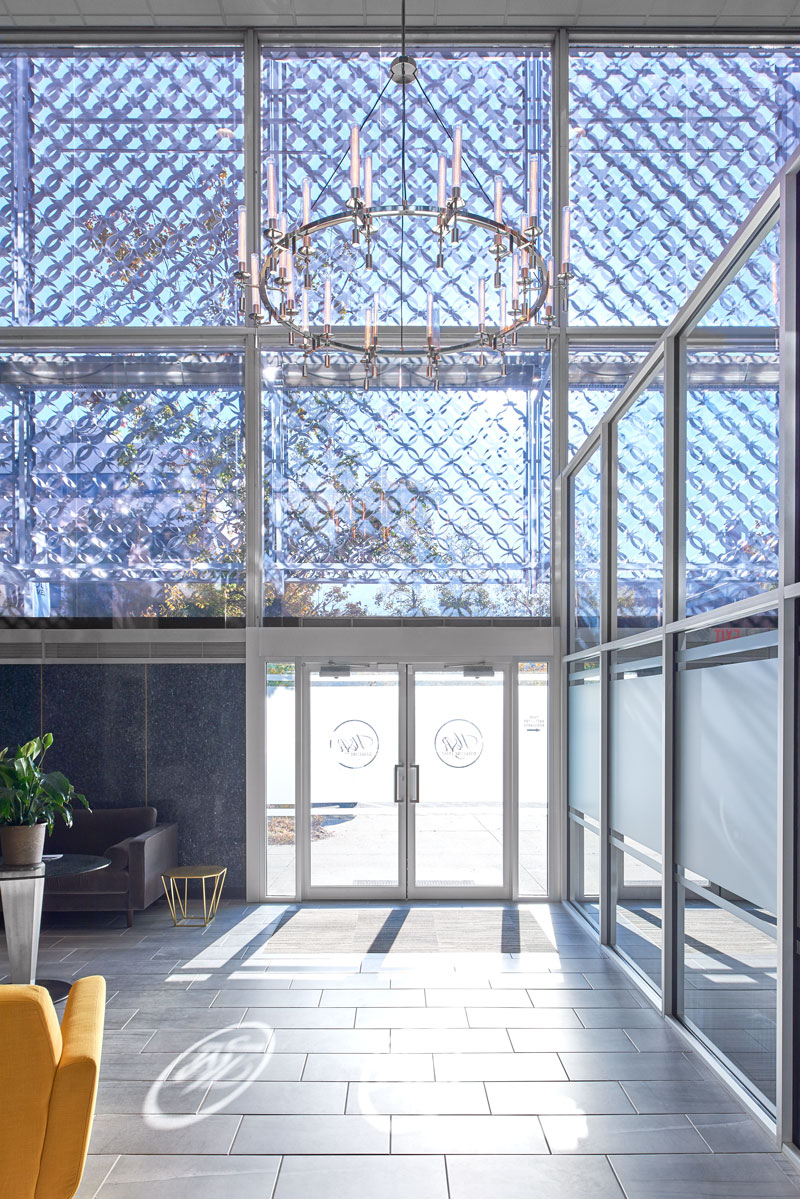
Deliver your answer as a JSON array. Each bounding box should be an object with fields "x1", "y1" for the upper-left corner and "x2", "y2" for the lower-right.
[{"x1": 3, "y1": 901, "x2": 799, "y2": 1198}]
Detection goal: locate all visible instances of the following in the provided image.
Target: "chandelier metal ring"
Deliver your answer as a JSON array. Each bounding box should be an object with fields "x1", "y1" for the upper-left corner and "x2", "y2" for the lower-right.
[{"x1": 257, "y1": 203, "x2": 551, "y2": 358}]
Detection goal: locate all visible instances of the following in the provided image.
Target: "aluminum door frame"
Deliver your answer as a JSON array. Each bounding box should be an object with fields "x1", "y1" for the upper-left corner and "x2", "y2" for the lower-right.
[
  {"x1": 300, "y1": 659, "x2": 408, "y2": 902},
  {"x1": 405, "y1": 661, "x2": 514, "y2": 901}
]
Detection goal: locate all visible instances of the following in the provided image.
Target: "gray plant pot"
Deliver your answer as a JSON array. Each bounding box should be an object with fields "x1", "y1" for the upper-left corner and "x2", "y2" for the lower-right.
[{"x1": 0, "y1": 823, "x2": 47, "y2": 867}]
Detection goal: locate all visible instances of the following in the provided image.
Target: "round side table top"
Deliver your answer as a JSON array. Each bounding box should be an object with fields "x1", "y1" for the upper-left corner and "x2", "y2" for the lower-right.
[
  {"x1": 162, "y1": 865, "x2": 226, "y2": 880},
  {"x1": 0, "y1": 853, "x2": 110, "y2": 882}
]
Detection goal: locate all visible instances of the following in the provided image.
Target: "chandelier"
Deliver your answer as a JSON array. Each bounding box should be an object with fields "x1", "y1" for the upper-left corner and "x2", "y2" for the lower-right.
[{"x1": 234, "y1": 23, "x2": 572, "y2": 387}]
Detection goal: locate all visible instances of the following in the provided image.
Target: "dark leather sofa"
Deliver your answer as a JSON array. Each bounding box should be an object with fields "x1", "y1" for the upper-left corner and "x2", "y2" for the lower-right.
[{"x1": 44, "y1": 807, "x2": 178, "y2": 926}]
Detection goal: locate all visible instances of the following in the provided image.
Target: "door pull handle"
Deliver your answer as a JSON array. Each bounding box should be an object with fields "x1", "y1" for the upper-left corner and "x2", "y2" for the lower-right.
[
  {"x1": 409, "y1": 764, "x2": 420, "y2": 803},
  {"x1": 394, "y1": 764, "x2": 405, "y2": 803}
]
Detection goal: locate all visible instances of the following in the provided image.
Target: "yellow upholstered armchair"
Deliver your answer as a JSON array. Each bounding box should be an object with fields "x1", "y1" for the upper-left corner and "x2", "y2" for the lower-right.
[{"x1": 0, "y1": 976, "x2": 105, "y2": 1199}]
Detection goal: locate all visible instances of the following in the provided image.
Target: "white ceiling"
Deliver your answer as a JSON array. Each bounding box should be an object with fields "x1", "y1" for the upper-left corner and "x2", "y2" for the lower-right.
[{"x1": 1, "y1": 0, "x2": 800, "y2": 28}]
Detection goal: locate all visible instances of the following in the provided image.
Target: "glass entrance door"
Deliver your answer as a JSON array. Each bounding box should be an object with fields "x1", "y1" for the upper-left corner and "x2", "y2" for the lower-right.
[
  {"x1": 304, "y1": 662, "x2": 508, "y2": 899},
  {"x1": 306, "y1": 664, "x2": 406, "y2": 896},
  {"x1": 407, "y1": 666, "x2": 508, "y2": 897}
]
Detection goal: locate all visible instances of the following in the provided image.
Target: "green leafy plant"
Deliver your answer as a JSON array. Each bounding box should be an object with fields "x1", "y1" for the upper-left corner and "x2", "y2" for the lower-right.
[{"x1": 0, "y1": 734, "x2": 89, "y2": 834}]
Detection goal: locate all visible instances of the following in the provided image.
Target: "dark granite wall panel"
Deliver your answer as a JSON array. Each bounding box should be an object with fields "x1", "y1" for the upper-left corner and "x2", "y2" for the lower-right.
[
  {"x1": 0, "y1": 662, "x2": 247, "y2": 893},
  {"x1": 146, "y1": 664, "x2": 246, "y2": 890},
  {"x1": 0, "y1": 665, "x2": 42, "y2": 751},
  {"x1": 43, "y1": 665, "x2": 147, "y2": 807}
]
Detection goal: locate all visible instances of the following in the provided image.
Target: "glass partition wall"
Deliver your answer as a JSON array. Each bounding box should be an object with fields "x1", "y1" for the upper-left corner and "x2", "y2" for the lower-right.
[{"x1": 562, "y1": 153, "x2": 795, "y2": 1137}]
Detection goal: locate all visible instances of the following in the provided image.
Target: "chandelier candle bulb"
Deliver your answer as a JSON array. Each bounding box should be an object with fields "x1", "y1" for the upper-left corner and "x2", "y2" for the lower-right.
[
  {"x1": 302, "y1": 178, "x2": 311, "y2": 226},
  {"x1": 364, "y1": 306, "x2": 372, "y2": 351},
  {"x1": 451, "y1": 124, "x2": 462, "y2": 193},
  {"x1": 545, "y1": 256, "x2": 554, "y2": 319},
  {"x1": 561, "y1": 205, "x2": 571, "y2": 272},
  {"x1": 364, "y1": 155, "x2": 373, "y2": 208},
  {"x1": 512, "y1": 252, "x2": 519, "y2": 309},
  {"x1": 478, "y1": 278, "x2": 486, "y2": 331},
  {"x1": 278, "y1": 213, "x2": 287, "y2": 279},
  {"x1": 323, "y1": 278, "x2": 332, "y2": 331},
  {"x1": 237, "y1": 206, "x2": 247, "y2": 269},
  {"x1": 301, "y1": 290, "x2": 309, "y2": 333},
  {"x1": 427, "y1": 292, "x2": 434, "y2": 344},
  {"x1": 494, "y1": 178, "x2": 503, "y2": 225},
  {"x1": 286, "y1": 267, "x2": 295, "y2": 311},
  {"x1": 528, "y1": 158, "x2": 539, "y2": 230},
  {"x1": 249, "y1": 253, "x2": 261, "y2": 318},
  {"x1": 266, "y1": 158, "x2": 278, "y2": 223},
  {"x1": 499, "y1": 284, "x2": 507, "y2": 330},
  {"x1": 350, "y1": 124, "x2": 360, "y2": 194}
]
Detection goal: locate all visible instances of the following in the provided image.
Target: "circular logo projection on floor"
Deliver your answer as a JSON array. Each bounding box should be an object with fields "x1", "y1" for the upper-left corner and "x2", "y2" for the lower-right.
[
  {"x1": 434, "y1": 719, "x2": 484, "y2": 768},
  {"x1": 331, "y1": 719, "x2": 380, "y2": 768}
]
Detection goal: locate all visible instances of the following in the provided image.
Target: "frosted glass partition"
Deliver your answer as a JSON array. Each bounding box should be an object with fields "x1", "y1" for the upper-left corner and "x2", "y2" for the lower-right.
[
  {"x1": 610, "y1": 646, "x2": 662, "y2": 853},
  {"x1": 568, "y1": 659, "x2": 601, "y2": 821},
  {"x1": 676, "y1": 624, "x2": 778, "y2": 914}
]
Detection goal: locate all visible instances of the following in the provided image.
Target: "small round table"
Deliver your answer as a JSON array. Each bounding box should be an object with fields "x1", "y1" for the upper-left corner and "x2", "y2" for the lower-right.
[
  {"x1": 0, "y1": 854, "x2": 110, "y2": 1002},
  {"x1": 162, "y1": 865, "x2": 226, "y2": 927}
]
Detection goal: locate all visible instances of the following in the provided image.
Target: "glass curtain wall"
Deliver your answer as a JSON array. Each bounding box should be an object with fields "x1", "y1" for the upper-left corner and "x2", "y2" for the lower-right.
[{"x1": 563, "y1": 155, "x2": 785, "y2": 1118}]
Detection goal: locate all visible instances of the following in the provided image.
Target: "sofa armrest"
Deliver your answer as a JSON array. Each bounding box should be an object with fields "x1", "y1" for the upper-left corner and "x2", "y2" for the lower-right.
[
  {"x1": 127, "y1": 823, "x2": 178, "y2": 909},
  {"x1": 102, "y1": 837, "x2": 135, "y2": 872},
  {"x1": 36, "y1": 975, "x2": 105, "y2": 1199}
]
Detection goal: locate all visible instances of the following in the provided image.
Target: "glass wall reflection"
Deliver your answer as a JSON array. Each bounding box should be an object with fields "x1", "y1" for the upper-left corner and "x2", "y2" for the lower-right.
[
  {"x1": 610, "y1": 643, "x2": 663, "y2": 991},
  {"x1": 568, "y1": 658, "x2": 601, "y2": 928},
  {"x1": 571, "y1": 450, "x2": 602, "y2": 651},
  {"x1": 616, "y1": 376, "x2": 664, "y2": 636}
]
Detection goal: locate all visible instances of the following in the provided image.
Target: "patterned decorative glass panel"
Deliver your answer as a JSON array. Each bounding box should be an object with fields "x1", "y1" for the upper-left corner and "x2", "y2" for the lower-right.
[
  {"x1": 263, "y1": 352, "x2": 550, "y2": 619},
  {"x1": 700, "y1": 221, "x2": 779, "y2": 329},
  {"x1": 616, "y1": 375, "x2": 664, "y2": 634},
  {"x1": 261, "y1": 45, "x2": 551, "y2": 330},
  {"x1": 685, "y1": 346, "x2": 778, "y2": 616},
  {"x1": 0, "y1": 48, "x2": 243, "y2": 326},
  {"x1": 0, "y1": 351, "x2": 245, "y2": 622},
  {"x1": 568, "y1": 344, "x2": 653, "y2": 458},
  {"x1": 569, "y1": 46, "x2": 800, "y2": 325},
  {"x1": 571, "y1": 447, "x2": 601, "y2": 651},
  {"x1": 0, "y1": 58, "x2": 12, "y2": 324}
]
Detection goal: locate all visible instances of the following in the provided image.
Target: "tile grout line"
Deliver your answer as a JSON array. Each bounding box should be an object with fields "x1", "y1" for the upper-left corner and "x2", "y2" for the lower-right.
[
  {"x1": 606, "y1": 1152, "x2": 628, "y2": 1198},
  {"x1": 268, "y1": 1154, "x2": 285, "y2": 1199},
  {"x1": 227, "y1": 1114, "x2": 243, "y2": 1156}
]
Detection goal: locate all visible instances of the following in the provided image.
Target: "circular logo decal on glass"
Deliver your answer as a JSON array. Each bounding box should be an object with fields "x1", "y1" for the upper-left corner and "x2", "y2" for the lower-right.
[
  {"x1": 434, "y1": 719, "x2": 483, "y2": 768},
  {"x1": 331, "y1": 720, "x2": 379, "y2": 769}
]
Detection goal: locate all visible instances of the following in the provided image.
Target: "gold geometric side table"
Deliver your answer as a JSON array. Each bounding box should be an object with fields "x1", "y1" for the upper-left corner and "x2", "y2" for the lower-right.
[{"x1": 161, "y1": 865, "x2": 226, "y2": 927}]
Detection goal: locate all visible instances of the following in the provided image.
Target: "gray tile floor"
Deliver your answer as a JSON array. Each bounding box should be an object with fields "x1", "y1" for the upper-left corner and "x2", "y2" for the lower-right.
[{"x1": 3, "y1": 900, "x2": 800, "y2": 1199}]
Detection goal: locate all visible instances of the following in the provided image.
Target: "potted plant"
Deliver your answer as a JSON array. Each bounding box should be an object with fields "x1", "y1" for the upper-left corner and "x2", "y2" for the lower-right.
[{"x1": 0, "y1": 734, "x2": 89, "y2": 867}]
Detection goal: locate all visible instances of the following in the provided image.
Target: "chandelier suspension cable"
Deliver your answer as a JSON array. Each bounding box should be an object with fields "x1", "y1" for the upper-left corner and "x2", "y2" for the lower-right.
[
  {"x1": 310, "y1": 76, "x2": 393, "y2": 216},
  {"x1": 413, "y1": 76, "x2": 494, "y2": 210}
]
